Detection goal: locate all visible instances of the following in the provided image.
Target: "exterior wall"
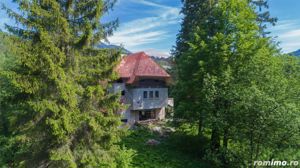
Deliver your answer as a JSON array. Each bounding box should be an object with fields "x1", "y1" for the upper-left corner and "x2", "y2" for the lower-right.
[
  {"x1": 167, "y1": 98, "x2": 174, "y2": 107},
  {"x1": 131, "y1": 88, "x2": 168, "y2": 110},
  {"x1": 112, "y1": 83, "x2": 125, "y2": 93},
  {"x1": 121, "y1": 109, "x2": 139, "y2": 124},
  {"x1": 131, "y1": 78, "x2": 167, "y2": 88},
  {"x1": 129, "y1": 110, "x2": 139, "y2": 124},
  {"x1": 112, "y1": 82, "x2": 168, "y2": 124},
  {"x1": 156, "y1": 107, "x2": 165, "y2": 120},
  {"x1": 120, "y1": 108, "x2": 131, "y2": 121},
  {"x1": 125, "y1": 108, "x2": 165, "y2": 123}
]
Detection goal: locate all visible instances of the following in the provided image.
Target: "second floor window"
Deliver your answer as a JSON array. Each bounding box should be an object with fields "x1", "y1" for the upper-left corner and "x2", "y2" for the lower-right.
[
  {"x1": 149, "y1": 91, "x2": 154, "y2": 98},
  {"x1": 143, "y1": 90, "x2": 160, "y2": 99},
  {"x1": 155, "y1": 91, "x2": 159, "y2": 98}
]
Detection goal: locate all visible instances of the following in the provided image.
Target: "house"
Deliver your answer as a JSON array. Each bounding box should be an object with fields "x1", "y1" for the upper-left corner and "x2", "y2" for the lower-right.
[{"x1": 111, "y1": 52, "x2": 173, "y2": 124}]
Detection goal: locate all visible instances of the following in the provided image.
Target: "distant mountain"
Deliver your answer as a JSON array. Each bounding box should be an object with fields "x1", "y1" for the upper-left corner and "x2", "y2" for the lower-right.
[
  {"x1": 96, "y1": 42, "x2": 131, "y2": 54},
  {"x1": 96, "y1": 43, "x2": 174, "y2": 70},
  {"x1": 290, "y1": 49, "x2": 300, "y2": 56},
  {"x1": 150, "y1": 56, "x2": 174, "y2": 70}
]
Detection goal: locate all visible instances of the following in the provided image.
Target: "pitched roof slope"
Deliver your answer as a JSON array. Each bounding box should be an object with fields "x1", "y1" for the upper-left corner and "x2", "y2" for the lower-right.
[{"x1": 116, "y1": 52, "x2": 170, "y2": 84}]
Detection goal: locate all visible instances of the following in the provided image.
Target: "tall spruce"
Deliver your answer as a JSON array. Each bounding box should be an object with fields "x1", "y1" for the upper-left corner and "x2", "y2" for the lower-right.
[
  {"x1": 250, "y1": 0, "x2": 277, "y2": 36},
  {"x1": 173, "y1": 0, "x2": 299, "y2": 166},
  {"x1": 173, "y1": 0, "x2": 214, "y2": 135},
  {"x1": 173, "y1": 0, "x2": 276, "y2": 60},
  {"x1": 1, "y1": 0, "x2": 133, "y2": 167}
]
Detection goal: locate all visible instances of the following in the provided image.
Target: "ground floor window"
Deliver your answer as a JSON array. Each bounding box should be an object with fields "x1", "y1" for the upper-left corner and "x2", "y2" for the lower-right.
[{"x1": 139, "y1": 110, "x2": 156, "y2": 120}]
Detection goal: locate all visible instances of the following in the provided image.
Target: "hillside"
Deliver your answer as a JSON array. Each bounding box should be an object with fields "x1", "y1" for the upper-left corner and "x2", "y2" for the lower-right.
[
  {"x1": 290, "y1": 49, "x2": 300, "y2": 56},
  {"x1": 97, "y1": 43, "x2": 174, "y2": 70},
  {"x1": 96, "y1": 42, "x2": 131, "y2": 54},
  {"x1": 150, "y1": 56, "x2": 174, "y2": 70}
]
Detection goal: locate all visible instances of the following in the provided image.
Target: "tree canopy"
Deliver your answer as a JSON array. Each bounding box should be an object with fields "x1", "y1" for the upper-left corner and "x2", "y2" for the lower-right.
[
  {"x1": 0, "y1": 0, "x2": 133, "y2": 167},
  {"x1": 173, "y1": 0, "x2": 300, "y2": 166}
]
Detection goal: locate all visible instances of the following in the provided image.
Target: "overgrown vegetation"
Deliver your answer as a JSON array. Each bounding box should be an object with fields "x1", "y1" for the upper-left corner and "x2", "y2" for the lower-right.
[
  {"x1": 121, "y1": 124, "x2": 210, "y2": 168},
  {"x1": 173, "y1": 0, "x2": 300, "y2": 167},
  {"x1": 1, "y1": 0, "x2": 299, "y2": 167}
]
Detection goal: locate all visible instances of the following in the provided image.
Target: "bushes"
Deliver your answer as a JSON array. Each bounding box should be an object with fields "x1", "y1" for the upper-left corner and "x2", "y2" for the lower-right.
[{"x1": 121, "y1": 126, "x2": 209, "y2": 168}]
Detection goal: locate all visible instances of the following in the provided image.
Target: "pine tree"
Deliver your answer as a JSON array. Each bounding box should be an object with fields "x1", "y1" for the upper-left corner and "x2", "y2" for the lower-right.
[
  {"x1": 172, "y1": 0, "x2": 216, "y2": 135},
  {"x1": 1, "y1": 0, "x2": 133, "y2": 167},
  {"x1": 173, "y1": 0, "x2": 277, "y2": 61},
  {"x1": 250, "y1": 0, "x2": 278, "y2": 37}
]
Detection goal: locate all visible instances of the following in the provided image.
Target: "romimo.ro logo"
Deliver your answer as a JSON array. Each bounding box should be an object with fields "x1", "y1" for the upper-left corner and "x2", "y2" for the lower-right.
[{"x1": 254, "y1": 160, "x2": 299, "y2": 167}]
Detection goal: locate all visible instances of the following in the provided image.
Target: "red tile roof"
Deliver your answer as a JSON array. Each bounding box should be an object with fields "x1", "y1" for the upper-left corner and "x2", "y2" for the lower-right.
[{"x1": 116, "y1": 52, "x2": 170, "y2": 84}]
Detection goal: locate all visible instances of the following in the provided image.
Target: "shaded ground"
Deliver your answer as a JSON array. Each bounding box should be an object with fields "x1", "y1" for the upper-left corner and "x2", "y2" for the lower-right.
[{"x1": 121, "y1": 124, "x2": 210, "y2": 168}]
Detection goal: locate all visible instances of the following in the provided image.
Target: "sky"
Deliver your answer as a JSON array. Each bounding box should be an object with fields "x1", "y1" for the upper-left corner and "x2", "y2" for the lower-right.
[{"x1": 1, "y1": 0, "x2": 300, "y2": 57}]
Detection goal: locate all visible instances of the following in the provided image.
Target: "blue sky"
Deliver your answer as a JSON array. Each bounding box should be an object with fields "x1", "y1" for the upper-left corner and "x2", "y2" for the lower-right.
[{"x1": 1, "y1": 0, "x2": 300, "y2": 57}]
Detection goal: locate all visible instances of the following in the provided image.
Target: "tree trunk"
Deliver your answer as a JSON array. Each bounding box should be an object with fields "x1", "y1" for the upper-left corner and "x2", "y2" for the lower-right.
[
  {"x1": 0, "y1": 112, "x2": 9, "y2": 136},
  {"x1": 211, "y1": 126, "x2": 221, "y2": 152},
  {"x1": 250, "y1": 129, "x2": 254, "y2": 168},
  {"x1": 223, "y1": 127, "x2": 229, "y2": 149},
  {"x1": 198, "y1": 112, "x2": 204, "y2": 137}
]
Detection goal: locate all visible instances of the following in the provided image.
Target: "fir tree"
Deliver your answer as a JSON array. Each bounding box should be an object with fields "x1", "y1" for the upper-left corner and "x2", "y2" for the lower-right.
[
  {"x1": 250, "y1": 0, "x2": 278, "y2": 37},
  {"x1": 1, "y1": 0, "x2": 133, "y2": 167}
]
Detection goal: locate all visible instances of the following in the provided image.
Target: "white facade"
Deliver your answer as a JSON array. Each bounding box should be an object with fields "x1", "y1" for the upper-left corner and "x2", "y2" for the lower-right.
[
  {"x1": 112, "y1": 82, "x2": 170, "y2": 124},
  {"x1": 131, "y1": 88, "x2": 168, "y2": 110}
]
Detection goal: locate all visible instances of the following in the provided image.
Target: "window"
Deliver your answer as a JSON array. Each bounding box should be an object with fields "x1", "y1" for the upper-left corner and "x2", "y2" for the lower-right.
[
  {"x1": 143, "y1": 91, "x2": 148, "y2": 99},
  {"x1": 121, "y1": 90, "x2": 125, "y2": 96},
  {"x1": 149, "y1": 91, "x2": 154, "y2": 98},
  {"x1": 116, "y1": 78, "x2": 123, "y2": 83},
  {"x1": 144, "y1": 90, "x2": 158, "y2": 99},
  {"x1": 155, "y1": 91, "x2": 159, "y2": 98},
  {"x1": 139, "y1": 110, "x2": 156, "y2": 120}
]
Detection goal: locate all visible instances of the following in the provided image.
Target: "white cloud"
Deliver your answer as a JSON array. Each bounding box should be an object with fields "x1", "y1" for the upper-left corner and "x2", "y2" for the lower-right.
[
  {"x1": 116, "y1": 17, "x2": 171, "y2": 36},
  {"x1": 130, "y1": 0, "x2": 171, "y2": 9},
  {"x1": 270, "y1": 20, "x2": 300, "y2": 53},
  {"x1": 107, "y1": 0, "x2": 181, "y2": 53},
  {"x1": 275, "y1": 29, "x2": 300, "y2": 53},
  {"x1": 109, "y1": 30, "x2": 167, "y2": 47},
  {"x1": 270, "y1": 20, "x2": 298, "y2": 31},
  {"x1": 144, "y1": 49, "x2": 171, "y2": 58},
  {"x1": 280, "y1": 29, "x2": 300, "y2": 38},
  {"x1": 278, "y1": 38, "x2": 300, "y2": 53}
]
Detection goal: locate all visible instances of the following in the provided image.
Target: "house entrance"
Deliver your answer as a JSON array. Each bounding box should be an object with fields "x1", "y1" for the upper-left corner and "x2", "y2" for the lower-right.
[{"x1": 139, "y1": 110, "x2": 156, "y2": 120}]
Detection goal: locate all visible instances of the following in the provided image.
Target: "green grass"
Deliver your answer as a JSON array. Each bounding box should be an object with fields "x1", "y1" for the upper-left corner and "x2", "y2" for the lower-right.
[{"x1": 121, "y1": 126, "x2": 210, "y2": 168}]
